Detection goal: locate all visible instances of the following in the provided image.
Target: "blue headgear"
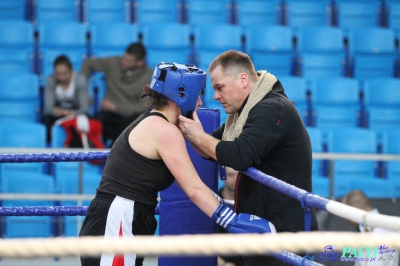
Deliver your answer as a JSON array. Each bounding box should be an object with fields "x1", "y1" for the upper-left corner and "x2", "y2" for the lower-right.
[{"x1": 150, "y1": 62, "x2": 206, "y2": 117}]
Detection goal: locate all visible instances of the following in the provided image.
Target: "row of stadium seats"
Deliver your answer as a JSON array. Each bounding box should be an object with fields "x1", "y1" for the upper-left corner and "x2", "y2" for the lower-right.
[
  {"x1": 278, "y1": 76, "x2": 400, "y2": 131},
  {"x1": 309, "y1": 127, "x2": 400, "y2": 199},
  {"x1": 1, "y1": 70, "x2": 400, "y2": 129},
  {"x1": 1, "y1": 20, "x2": 400, "y2": 80},
  {"x1": 1, "y1": 0, "x2": 399, "y2": 30},
  {"x1": 0, "y1": 160, "x2": 103, "y2": 238}
]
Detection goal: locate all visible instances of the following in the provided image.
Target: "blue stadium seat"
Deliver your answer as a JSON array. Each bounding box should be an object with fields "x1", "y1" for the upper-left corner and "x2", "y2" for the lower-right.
[
  {"x1": 134, "y1": 0, "x2": 181, "y2": 24},
  {"x1": 384, "y1": 0, "x2": 400, "y2": 32},
  {"x1": 87, "y1": 73, "x2": 107, "y2": 116},
  {"x1": 365, "y1": 107, "x2": 400, "y2": 140},
  {"x1": 347, "y1": 27, "x2": 397, "y2": 80},
  {"x1": 193, "y1": 23, "x2": 243, "y2": 70},
  {"x1": 0, "y1": 20, "x2": 34, "y2": 49},
  {"x1": 83, "y1": 0, "x2": 131, "y2": 24},
  {"x1": 313, "y1": 107, "x2": 360, "y2": 133},
  {"x1": 234, "y1": 0, "x2": 282, "y2": 26},
  {"x1": 89, "y1": 22, "x2": 139, "y2": 57},
  {"x1": 0, "y1": 122, "x2": 47, "y2": 195},
  {"x1": 0, "y1": 121, "x2": 46, "y2": 148},
  {"x1": 284, "y1": 0, "x2": 332, "y2": 28},
  {"x1": 307, "y1": 127, "x2": 324, "y2": 154},
  {"x1": 0, "y1": 49, "x2": 34, "y2": 72},
  {"x1": 193, "y1": 23, "x2": 242, "y2": 106},
  {"x1": 52, "y1": 161, "x2": 101, "y2": 203},
  {"x1": 141, "y1": 23, "x2": 192, "y2": 69},
  {"x1": 244, "y1": 25, "x2": 294, "y2": 76},
  {"x1": 363, "y1": 78, "x2": 400, "y2": 109},
  {"x1": 363, "y1": 77, "x2": 400, "y2": 132},
  {"x1": 2, "y1": 172, "x2": 55, "y2": 238},
  {"x1": 0, "y1": 0, "x2": 26, "y2": 20},
  {"x1": 0, "y1": 20, "x2": 35, "y2": 73},
  {"x1": 32, "y1": 0, "x2": 80, "y2": 23},
  {"x1": 326, "y1": 128, "x2": 394, "y2": 198},
  {"x1": 307, "y1": 126, "x2": 324, "y2": 174},
  {"x1": 279, "y1": 76, "x2": 309, "y2": 125},
  {"x1": 0, "y1": 72, "x2": 40, "y2": 122},
  {"x1": 0, "y1": 72, "x2": 39, "y2": 100},
  {"x1": 53, "y1": 163, "x2": 101, "y2": 236},
  {"x1": 306, "y1": 127, "x2": 330, "y2": 198},
  {"x1": 0, "y1": 152, "x2": 45, "y2": 192},
  {"x1": 0, "y1": 102, "x2": 39, "y2": 124},
  {"x1": 184, "y1": 0, "x2": 232, "y2": 25},
  {"x1": 310, "y1": 77, "x2": 361, "y2": 129},
  {"x1": 37, "y1": 22, "x2": 87, "y2": 79},
  {"x1": 334, "y1": 0, "x2": 382, "y2": 30},
  {"x1": 381, "y1": 130, "x2": 400, "y2": 197},
  {"x1": 50, "y1": 124, "x2": 67, "y2": 148},
  {"x1": 295, "y1": 26, "x2": 346, "y2": 78}
]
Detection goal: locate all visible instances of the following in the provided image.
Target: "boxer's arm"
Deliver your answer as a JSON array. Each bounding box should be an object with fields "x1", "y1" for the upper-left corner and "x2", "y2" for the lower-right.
[{"x1": 158, "y1": 123, "x2": 219, "y2": 217}]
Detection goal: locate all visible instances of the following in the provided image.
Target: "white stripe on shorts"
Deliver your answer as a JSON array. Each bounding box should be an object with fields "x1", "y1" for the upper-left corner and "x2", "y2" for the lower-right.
[{"x1": 100, "y1": 196, "x2": 136, "y2": 266}]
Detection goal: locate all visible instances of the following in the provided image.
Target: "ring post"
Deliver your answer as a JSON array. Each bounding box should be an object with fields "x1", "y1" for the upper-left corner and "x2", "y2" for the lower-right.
[{"x1": 158, "y1": 108, "x2": 220, "y2": 266}]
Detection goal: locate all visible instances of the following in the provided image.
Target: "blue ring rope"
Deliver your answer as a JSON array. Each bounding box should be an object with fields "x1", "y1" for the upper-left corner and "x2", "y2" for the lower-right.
[
  {"x1": 0, "y1": 205, "x2": 160, "y2": 216},
  {"x1": 0, "y1": 151, "x2": 109, "y2": 163}
]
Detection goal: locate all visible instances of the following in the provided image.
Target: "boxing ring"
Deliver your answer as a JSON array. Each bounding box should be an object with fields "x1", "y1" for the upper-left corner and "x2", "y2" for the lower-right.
[
  {"x1": 1, "y1": 151, "x2": 400, "y2": 266},
  {"x1": 1, "y1": 110, "x2": 400, "y2": 266}
]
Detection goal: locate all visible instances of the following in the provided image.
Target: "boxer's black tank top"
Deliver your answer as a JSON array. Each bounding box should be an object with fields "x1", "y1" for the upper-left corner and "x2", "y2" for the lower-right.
[{"x1": 97, "y1": 111, "x2": 175, "y2": 207}]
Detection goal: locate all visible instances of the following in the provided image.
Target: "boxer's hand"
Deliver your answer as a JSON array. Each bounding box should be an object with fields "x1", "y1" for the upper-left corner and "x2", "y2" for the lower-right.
[{"x1": 211, "y1": 204, "x2": 276, "y2": 234}]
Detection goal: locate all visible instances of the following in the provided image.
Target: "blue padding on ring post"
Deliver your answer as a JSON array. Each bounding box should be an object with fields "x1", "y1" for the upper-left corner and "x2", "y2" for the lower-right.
[{"x1": 158, "y1": 108, "x2": 220, "y2": 266}]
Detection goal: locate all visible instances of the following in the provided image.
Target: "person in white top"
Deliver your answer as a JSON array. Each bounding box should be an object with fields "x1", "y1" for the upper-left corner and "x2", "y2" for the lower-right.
[
  {"x1": 42, "y1": 55, "x2": 90, "y2": 143},
  {"x1": 342, "y1": 190, "x2": 399, "y2": 266}
]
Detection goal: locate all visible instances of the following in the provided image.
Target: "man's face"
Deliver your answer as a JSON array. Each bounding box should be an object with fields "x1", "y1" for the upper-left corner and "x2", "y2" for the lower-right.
[
  {"x1": 210, "y1": 65, "x2": 245, "y2": 114},
  {"x1": 121, "y1": 53, "x2": 140, "y2": 71}
]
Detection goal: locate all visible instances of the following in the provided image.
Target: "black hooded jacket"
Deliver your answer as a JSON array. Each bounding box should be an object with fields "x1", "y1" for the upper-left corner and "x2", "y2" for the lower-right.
[{"x1": 212, "y1": 80, "x2": 318, "y2": 232}]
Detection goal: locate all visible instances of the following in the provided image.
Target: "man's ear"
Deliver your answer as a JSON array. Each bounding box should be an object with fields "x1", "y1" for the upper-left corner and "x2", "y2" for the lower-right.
[{"x1": 239, "y1": 72, "x2": 249, "y2": 88}]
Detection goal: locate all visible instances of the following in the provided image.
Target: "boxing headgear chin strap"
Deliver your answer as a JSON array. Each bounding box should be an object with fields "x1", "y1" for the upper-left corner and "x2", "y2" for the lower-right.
[{"x1": 150, "y1": 62, "x2": 206, "y2": 117}]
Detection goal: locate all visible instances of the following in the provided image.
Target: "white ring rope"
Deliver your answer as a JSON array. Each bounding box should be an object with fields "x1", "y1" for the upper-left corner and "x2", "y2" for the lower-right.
[
  {"x1": 0, "y1": 232, "x2": 399, "y2": 258},
  {"x1": 325, "y1": 200, "x2": 400, "y2": 232}
]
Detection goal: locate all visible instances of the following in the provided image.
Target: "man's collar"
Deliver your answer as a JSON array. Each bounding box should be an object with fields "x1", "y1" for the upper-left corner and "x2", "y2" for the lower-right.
[{"x1": 238, "y1": 96, "x2": 249, "y2": 114}]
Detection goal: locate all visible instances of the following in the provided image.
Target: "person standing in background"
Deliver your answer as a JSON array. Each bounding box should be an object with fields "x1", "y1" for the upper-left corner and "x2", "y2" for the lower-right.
[
  {"x1": 42, "y1": 55, "x2": 90, "y2": 143},
  {"x1": 81, "y1": 42, "x2": 153, "y2": 146}
]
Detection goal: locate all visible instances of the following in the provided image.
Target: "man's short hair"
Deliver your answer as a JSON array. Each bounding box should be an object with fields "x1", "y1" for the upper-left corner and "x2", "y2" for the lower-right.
[
  {"x1": 342, "y1": 190, "x2": 373, "y2": 211},
  {"x1": 126, "y1": 42, "x2": 146, "y2": 61},
  {"x1": 208, "y1": 50, "x2": 258, "y2": 82}
]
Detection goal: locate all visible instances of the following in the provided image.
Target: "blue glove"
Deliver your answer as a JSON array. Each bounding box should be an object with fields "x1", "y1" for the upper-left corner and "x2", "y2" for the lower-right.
[{"x1": 212, "y1": 204, "x2": 276, "y2": 234}]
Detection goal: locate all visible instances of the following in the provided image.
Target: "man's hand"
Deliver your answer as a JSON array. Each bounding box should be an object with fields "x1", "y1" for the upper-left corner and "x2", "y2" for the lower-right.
[
  {"x1": 178, "y1": 110, "x2": 205, "y2": 145},
  {"x1": 101, "y1": 99, "x2": 117, "y2": 111}
]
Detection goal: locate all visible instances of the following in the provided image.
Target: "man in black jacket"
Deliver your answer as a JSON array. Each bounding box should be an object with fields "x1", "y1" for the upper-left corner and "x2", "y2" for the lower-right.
[{"x1": 178, "y1": 50, "x2": 318, "y2": 266}]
